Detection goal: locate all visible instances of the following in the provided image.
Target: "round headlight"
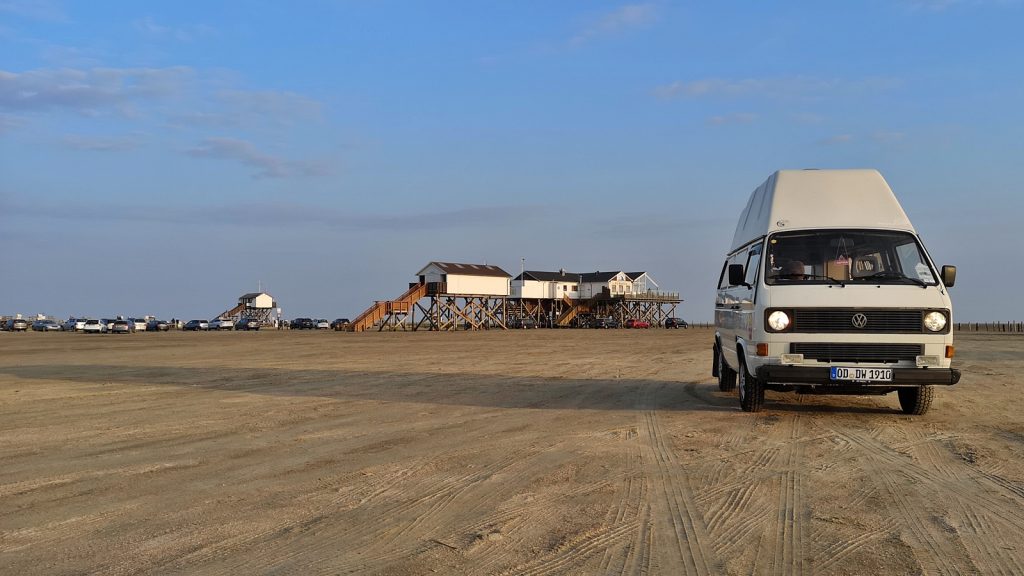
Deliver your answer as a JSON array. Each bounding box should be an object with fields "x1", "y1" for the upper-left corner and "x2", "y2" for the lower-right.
[
  {"x1": 767, "y1": 310, "x2": 791, "y2": 331},
  {"x1": 923, "y1": 311, "x2": 947, "y2": 332}
]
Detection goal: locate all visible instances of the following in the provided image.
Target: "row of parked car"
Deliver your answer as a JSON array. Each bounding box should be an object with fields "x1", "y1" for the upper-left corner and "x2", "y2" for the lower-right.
[
  {"x1": 286, "y1": 318, "x2": 351, "y2": 330},
  {"x1": 505, "y1": 316, "x2": 688, "y2": 329},
  {"x1": 68, "y1": 318, "x2": 172, "y2": 333},
  {"x1": 182, "y1": 318, "x2": 263, "y2": 331}
]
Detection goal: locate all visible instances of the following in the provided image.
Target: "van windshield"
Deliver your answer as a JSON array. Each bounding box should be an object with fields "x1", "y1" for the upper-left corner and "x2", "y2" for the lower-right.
[{"x1": 765, "y1": 229, "x2": 938, "y2": 286}]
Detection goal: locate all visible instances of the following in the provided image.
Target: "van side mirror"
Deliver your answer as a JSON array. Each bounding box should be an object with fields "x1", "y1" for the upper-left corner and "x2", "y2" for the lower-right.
[
  {"x1": 728, "y1": 264, "x2": 746, "y2": 286},
  {"x1": 941, "y1": 265, "x2": 956, "y2": 287}
]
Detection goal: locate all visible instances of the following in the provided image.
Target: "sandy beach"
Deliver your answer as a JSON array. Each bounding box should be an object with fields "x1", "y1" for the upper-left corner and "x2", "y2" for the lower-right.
[{"x1": 2, "y1": 328, "x2": 1022, "y2": 575}]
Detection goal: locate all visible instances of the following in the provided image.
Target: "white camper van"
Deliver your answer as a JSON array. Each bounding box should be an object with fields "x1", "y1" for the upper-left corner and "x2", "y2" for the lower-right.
[{"x1": 713, "y1": 169, "x2": 959, "y2": 414}]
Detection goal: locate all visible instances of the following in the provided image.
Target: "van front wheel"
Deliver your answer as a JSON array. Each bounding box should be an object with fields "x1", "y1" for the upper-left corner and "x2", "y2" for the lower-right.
[
  {"x1": 897, "y1": 386, "x2": 933, "y2": 415},
  {"x1": 738, "y1": 359, "x2": 765, "y2": 412},
  {"x1": 718, "y1": 349, "x2": 736, "y2": 392}
]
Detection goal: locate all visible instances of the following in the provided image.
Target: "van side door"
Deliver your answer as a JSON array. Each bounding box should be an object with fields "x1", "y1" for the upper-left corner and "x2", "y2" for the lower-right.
[{"x1": 715, "y1": 243, "x2": 761, "y2": 368}]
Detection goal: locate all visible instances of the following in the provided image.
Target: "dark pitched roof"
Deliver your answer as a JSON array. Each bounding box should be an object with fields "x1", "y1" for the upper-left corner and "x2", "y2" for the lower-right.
[
  {"x1": 424, "y1": 261, "x2": 511, "y2": 278},
  {"x1": 514, "y1": 270, "x2": 581, "y2": 282},
  {"x1": 579, "y1": 271, "x2": 622, "y2": 283},
  {"x1": 240, "y1": 292, "x2": 269, "y2": 299}
]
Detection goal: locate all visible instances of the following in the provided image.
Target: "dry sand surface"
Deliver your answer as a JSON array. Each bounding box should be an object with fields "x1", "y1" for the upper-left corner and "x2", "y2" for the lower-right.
[{"x1": 2, "y1": 328, "x2": 1024, "y2": 575}]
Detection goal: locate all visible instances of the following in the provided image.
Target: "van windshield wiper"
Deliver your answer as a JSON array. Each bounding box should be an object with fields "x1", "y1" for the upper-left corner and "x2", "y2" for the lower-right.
[
  {"x1": 859, "y1": 271, "x2": 928, "y2": 288},
  {"x1": 804, "y1": 274, "x2": 845, "y2": 286},
  {"x1": 776, "y1": 273, "x2": 845, "y2": 285}
]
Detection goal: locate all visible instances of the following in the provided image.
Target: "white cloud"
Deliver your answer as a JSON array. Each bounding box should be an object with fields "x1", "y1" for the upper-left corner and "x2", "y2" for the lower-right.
[
  {"x1": 215, "y1": 90, "x2": 322, "y2": 124},
  {"x1": 133, "y1": 17, "x2": 216, "y2": 43},
  {"x1": 570, "y1": 3, "x2": 657, "y2": 45},
  {"x1": 6, "y1": 197, "x2": 540, "y2": 231},
  {"x1": 164, "y1": 89, "x2": 324, "y2": 129},
  {"x1": 903, "y1": 0, "x2": 1020, "y2": 10},
  {"x1": 0, "y1": 113, "x2": 23, "y2": 133},
  {"x1": 790, "y1": 112, "x2": 826, "y2": 125},
  {"x1": 872, "y1": 130, "x2": 906, "y2": 143},
  {"x1": 185, "y1": 137, "x2": 329, "y2": 179},
  {"x1": 818, "y1": 134, "x2": 854, "y2": 145},
  {"x1": 0, "y1": 0, "x2": 67, "y2": 22},
  {"x1": 61, "y1": 134, "x2": 144, "y2": 151},
  {"x1": 707, "y1": 112, "x2": 758, "y2": 126},
  {"x1": 0, "y1": 66, "x2": 193, "y2": 114},
  {"x1": 654, "y1": 76, "x2": 901, "y2": 100},
  {"x1": 0, "y1": 66, "x2": 326, "y2": 133}
]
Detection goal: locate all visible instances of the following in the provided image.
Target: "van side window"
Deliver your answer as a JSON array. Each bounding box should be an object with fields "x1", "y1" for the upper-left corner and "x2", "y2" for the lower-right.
[
  {"x1": 717, "y1": 261, "x2": 730, "y2": 289},
  {"x1": 744, "y1": 251, "x2": 761, "y2": 286}
]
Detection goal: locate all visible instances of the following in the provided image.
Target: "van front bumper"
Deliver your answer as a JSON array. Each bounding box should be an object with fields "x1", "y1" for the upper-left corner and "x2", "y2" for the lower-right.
[{"x1": 755, "y1": 365, "x2": 961, "y2": 386}]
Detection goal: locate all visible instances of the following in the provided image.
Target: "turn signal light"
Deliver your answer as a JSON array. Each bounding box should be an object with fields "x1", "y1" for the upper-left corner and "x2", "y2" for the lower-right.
[
  {"x1": 756, "y1": 343, "x2": 769, "y2": 356},
  {"x1": 945, "y1": 345, "x2": 955, "y2": 358}
]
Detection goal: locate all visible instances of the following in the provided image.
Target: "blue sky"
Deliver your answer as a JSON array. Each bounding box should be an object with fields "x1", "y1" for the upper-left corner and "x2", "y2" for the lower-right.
[{"x1": 2, "y1": 0, "x2": 1022, "y2": 322}]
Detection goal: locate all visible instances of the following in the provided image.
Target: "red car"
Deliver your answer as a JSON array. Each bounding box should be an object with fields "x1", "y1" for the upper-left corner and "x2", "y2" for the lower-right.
[{"x1": 625, "y1": 319, "x2": 650, "y2": 329}]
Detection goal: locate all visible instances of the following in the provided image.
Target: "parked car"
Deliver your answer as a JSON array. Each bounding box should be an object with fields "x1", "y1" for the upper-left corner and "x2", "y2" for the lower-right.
[
  {"x1": 111, "y1": 319, "x2": 132, "y2": 334},
  {"x1": 574, "y1": 314, "x2": 596, "y2": 328},
  {"x1": 291, "y1": 318, "x2": 315, "y2": 330},
  {"x1": 315, "y1": 319, "x2": 330, "y2": 330},
  {"x1": 146, "y1": 319, "x2": 170, "y2": 331},
  {"x1": 5, "y1": 318, "x2": 29, "y2": 331},
  {"x1": 63, "y1": 318, "x2": 87, "y2": 331},
  {"x1": 101, "y1": 319, "x2": 116, "y2": 331},
  {"x1": 32, "y1": 320, "x2": 61, "y2": 331},
  {"x1": 210, "y1": 318, "x2": 234, "y2": 331},
  {"x1": 625, "y1": 319, "x2": 650, "y2": 329},
  {"x1": 664, "y1": 317, "x2": 688, "y2": 329},
  {"x1": 236, "y1": 318, "x2": 261, "y2": 331},
  {"x1": 82, "y1": 319, "x2": 107, "y2": 333},
  {"x1": 183, "y1": 319, "x2": 209, "y2": 331},
  {"x1": 330, "y1": 318, "x2": 351, "y2": 331},
  {"x1": 511, "y1": 317, "x2": 544, "y2": 329},
  {"x1": 130, "y1": 318, "x2": 147, "y2": 332},
  {"x1": 592, "y1": 317, "x2": 619, "y2": 329}
]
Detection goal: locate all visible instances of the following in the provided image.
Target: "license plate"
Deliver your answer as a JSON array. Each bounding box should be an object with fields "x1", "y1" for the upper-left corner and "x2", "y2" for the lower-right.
[{"x1": 830, "y1": 367, "x2": 893, "y2": 382}]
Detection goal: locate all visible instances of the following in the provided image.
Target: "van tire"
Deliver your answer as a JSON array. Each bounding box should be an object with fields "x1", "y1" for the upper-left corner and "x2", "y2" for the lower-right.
[
  {"x1": 898, "y1": 386, "x2": 933, "y2": 415},
  {"x1": 738, "y1": 357, "x2": 765, "y2": 412},
  {"x1": 718, "y1": 348, "x2": 737, "y2": 392}
]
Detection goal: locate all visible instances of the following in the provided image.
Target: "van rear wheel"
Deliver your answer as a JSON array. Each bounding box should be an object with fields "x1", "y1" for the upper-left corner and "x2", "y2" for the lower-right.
[
  {"x1": 718, "y1": 348, "x2": 736, "y2": 392},
  {"x1": 738, "y1": 358, "x2": 765, "y2": 412},
  {"x1": 898, "y1": 386, "x2": 933, "y2": 415}
]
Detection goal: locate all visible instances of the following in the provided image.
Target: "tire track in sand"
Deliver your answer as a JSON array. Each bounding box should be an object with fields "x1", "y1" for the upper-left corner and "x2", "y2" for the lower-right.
[
  {"x1": 833, "y1": 428, "x2": 1024, "y2": 575},
  {"x1": 636, "y1": 382, "x2": 717, "y2": 576},
  {"x1": 751, "y1": 414, "x2": 811, "y2": 576}
]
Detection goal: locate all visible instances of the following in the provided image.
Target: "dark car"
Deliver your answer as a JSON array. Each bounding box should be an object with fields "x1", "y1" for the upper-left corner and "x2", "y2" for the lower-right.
[
  {"x1": 291, "y1": 318, "x2": 316, "y2": 330},
  {"x1": 330, "y1": 318, "x2": 351, "y2": 331},
  {"x1": 183, "y1": 319, "x2": 209, "y2": 331},
  {"x1": 665, "y1": 317, "x2": 688, "y2": 329},
  {"x1": 5, "y1": 318, "x2": 29, "y2": 331},
  {"x1": 510, "y1": 317, "x2": 545, "y2": 329},
  {"x1": 236, "y1": 318, "x2": 262, "y2": 331},
  {"x1": 146, "y1": 319, "x2": 170, "y2": 331},
  {"x1": 592, "y1": 317, "x2": 619, "y2": 329}
]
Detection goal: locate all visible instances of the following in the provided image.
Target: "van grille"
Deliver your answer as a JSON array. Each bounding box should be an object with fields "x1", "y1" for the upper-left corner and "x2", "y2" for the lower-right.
[
  {"x1": 790, "y1": 343, "x2": 922, "y2": 363},
  {"x1": 792, "y1": 309, "x2": 924, "y2": 333}
]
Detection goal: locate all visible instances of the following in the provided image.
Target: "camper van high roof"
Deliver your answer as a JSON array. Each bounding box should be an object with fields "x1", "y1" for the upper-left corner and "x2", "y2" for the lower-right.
[{"x1": 730, "y1": 169, "x2": 915, "y2": 252}]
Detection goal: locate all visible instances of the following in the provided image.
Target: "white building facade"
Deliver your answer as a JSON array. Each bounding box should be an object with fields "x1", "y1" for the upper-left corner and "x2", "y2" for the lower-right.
[{"x1": 416, "y1": 262, "x2": 511, "y2": 296}]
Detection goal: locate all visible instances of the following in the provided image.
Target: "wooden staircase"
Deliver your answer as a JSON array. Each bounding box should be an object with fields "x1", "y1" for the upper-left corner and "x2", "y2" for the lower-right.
[
  {"x1": 217, "y1": 302, "x2": 246, "y2": 321},
  {"x1": 556, "y1": 294, "x2": 586, "y2": 327},
  {"x1": 351, "y1": 283, "x2": 427, "y2": 332}
]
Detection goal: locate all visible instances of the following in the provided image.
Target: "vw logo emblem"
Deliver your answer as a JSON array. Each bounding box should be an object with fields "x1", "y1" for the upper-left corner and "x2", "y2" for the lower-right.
[{"x1": 851, "y1": 313, "x2": 868, "y2": 329}]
